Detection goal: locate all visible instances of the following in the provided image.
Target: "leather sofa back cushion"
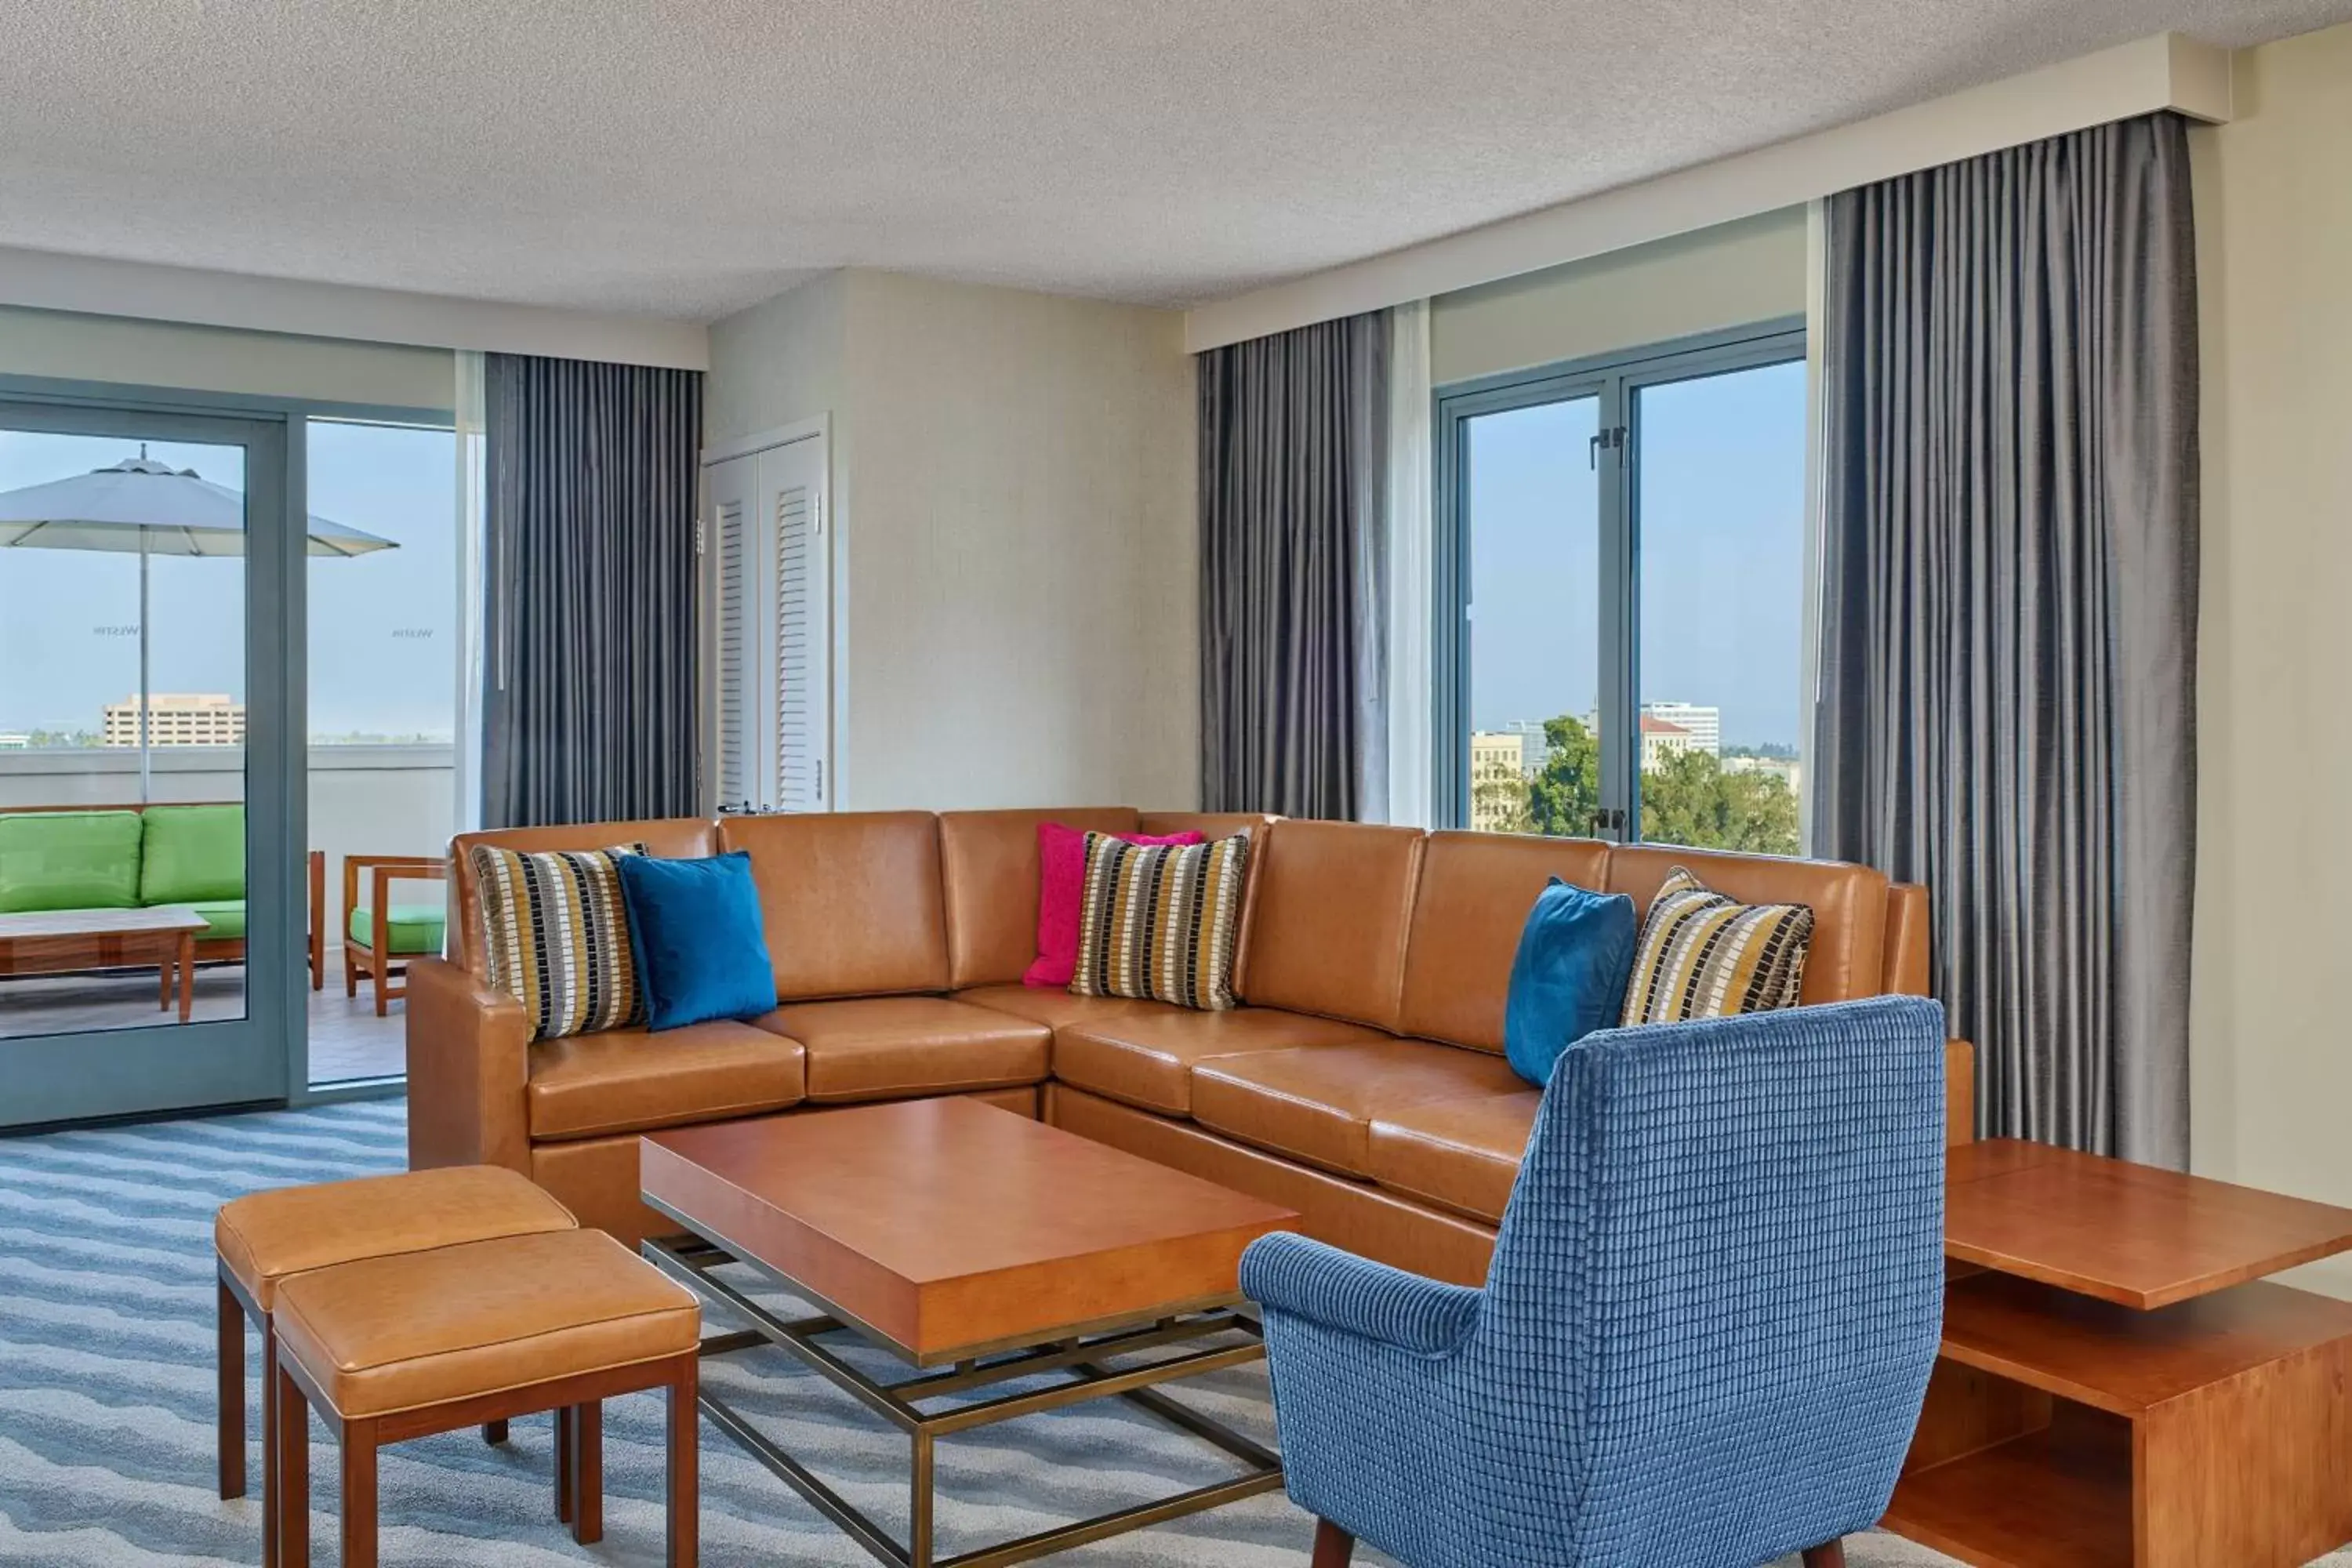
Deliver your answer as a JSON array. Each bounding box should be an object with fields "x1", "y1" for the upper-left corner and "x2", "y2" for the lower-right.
[
  {"x1": 720, "y1": 811, "x2": 950, "y2": 1000},
  {"x1": 1398, "y1": 832, "x2": 1610, "y2": 1054},
  {"x1": 1603, "y1": 844, "x2": 1887, "y2": 1006},
  {"x1": 446, "y1": 818, "x2": 717, "y2": 975},
  {"x1": 1882, "y1": 882, "x2": 1932, "y2": 996},
  {"x1": 938, "y1": 808, "x2": 1140, "y2": 989},
  {"x1": 1237, "y1": 819, "x2": 1422, "y2": 1032}
]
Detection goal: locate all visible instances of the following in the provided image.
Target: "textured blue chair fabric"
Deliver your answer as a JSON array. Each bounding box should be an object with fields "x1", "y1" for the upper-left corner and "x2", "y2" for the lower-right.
[{"x1": 1243, "y1": 996, "x2": 1948, "y2": 1568}]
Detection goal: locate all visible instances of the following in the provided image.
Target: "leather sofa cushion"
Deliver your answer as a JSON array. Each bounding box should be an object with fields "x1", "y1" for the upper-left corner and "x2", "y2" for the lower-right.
[
  {"x1": 1191, "y1": 1040, "x2": 1528, "y2": 1179},
  {"x1": 720, "y1": 811, "x2": 951, "y2": 1000},
  {"x1": 953, "y1": 983, "x2": 1166, "y2": 1032},
  {"x1": 272, "y1": 1229, "x2": 698, "y2": 1418},
  {"x1": 1137, "y1": 811, "x2": 1277, "y2": 839},
  {"x1": 1365, "y1": 1091, "x2": 1541, "y2": 1224},
  {"x1": 753, "y1": 996, "x2": 1050, "y2": 1102},
  {"x1": 1397, "y1": 831, "x2": 1612, "y2": 1054},
  {"x1": 1236, "y1": 819, "x2": 1422, "y2": 1032},
  {"x1": 1605, "y1": 844, "x2": 1888, "y2": 1007},
  {"x1": 446, "y1": 817, "x2": 717, "y2": 975},
  {"x1": 1883, "y1": 882, "x2": 1931, "y2": 996},
  {"x1": 215, "y1": 1165, "x2": 576, "y2": 1312},
  {"x1": 938, "y1": 808, "x2": 1141, "y2": 989},
  {"x1": 1053, "y1": 1007, "x2": 1387, "y2": 1116},
  {"x1": 527, "y1": 1022, "x2": 807, "y2": 1141}
]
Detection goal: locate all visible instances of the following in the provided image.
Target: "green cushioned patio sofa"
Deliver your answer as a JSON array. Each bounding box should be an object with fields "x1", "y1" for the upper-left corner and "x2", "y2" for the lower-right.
[{"x1": 0, "y1": 803, "x2": 250, "y2": 972}]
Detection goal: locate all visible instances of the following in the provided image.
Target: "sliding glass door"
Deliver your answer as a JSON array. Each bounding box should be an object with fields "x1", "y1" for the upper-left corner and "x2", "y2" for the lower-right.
[
  {"x1": 0, "y1": 397, "x2": 300, "y2": 1127},
  {"x1": 1436, "y1": 321, "x2": 1808, "y2": 851}
]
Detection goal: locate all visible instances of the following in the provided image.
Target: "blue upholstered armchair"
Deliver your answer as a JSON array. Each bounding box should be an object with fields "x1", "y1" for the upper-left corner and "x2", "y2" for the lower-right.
[{"x1": 1243, "y1": 996, "x2": 1947, "y2": 1568}]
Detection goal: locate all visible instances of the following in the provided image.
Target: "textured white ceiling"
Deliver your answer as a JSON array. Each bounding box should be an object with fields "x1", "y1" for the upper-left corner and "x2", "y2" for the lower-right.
[{"x1": 0, "y1": 0, "x2": 2344, "y2": 322}]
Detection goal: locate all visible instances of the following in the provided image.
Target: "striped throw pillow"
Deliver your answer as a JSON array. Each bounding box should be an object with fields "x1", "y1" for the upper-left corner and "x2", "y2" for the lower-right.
[
  {"x1": 1070, "y1": 831, "x2": 1248, "y2": 1011},
  {"x1": 1621, "y1": 867, "x2": 1813, "y2": 1025},
  {"x1": 470, "y1": 844, "x2": 648, "y2": 1040}
]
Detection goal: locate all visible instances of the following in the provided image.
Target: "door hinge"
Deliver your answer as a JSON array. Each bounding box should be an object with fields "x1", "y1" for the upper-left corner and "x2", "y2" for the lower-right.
[
  {"x1": 815, "y1": 757, "x2": 824, "y2": 801},
  {"x1": 694, "y1": 515, "x2": 706, "y2": 555},
  {"x1": 812, "y1": 492, "x2": 825, "y2": 535},
  {"x1": 1588, "y1": 426, "x2": 1628, "y2": 469}
]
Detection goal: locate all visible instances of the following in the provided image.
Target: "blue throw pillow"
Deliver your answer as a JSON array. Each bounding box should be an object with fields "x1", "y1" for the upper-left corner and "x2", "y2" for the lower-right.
[
  {"x1": 1503, "y1": 877, "x2": 1638, "y2": 1085},
  {"x1": 615, "y1": 851, "x2": 779, "y2": 1032}
]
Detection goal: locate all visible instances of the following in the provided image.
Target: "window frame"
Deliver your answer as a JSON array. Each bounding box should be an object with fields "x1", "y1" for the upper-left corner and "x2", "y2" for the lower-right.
[{"x1": 1431, "y1": 316, "x2": 1807, "y2": 840}]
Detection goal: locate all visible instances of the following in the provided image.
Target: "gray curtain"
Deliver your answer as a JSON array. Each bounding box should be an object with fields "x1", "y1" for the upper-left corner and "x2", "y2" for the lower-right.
[
  {"x1": 1813, "y1": 114, "x2": 2199, "y2": 1165},
  {"x1": 481, "y1": 354, "x2": 703, "y2": 829},
  {"x1": 1199, "y1": 311, "x2": 1389, "y2": 819}
]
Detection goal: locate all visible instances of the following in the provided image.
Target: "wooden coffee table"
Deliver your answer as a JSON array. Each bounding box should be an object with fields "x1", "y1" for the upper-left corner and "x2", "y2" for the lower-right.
[
  {"x1": 1886, "y1": 1138, "x2": 2352, "y2": 1568},
  {"x1": 0, "y1": 904, "x2": 206, "y2": 1022},
  {"x1": 639, "y1": 1098, "x2": 1298, "y2": 1568}
]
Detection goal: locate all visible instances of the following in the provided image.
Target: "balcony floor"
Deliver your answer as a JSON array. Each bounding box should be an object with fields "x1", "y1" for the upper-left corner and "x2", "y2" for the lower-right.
[{"x1": 0, "y1": 956, "x2": 408, "y2": 1086}]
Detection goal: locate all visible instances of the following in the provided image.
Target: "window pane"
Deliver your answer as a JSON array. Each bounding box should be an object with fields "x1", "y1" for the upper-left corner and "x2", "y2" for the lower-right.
[
  {"x1": 1633, "y1": 360, "x2": 1806, "y2": 854},
  {"x1": 1464, "y1": 397, "x2": 1599, "y2": 837},
  {"x1": 305, "y1": 417, "x2": 457, "y2": 1085}
]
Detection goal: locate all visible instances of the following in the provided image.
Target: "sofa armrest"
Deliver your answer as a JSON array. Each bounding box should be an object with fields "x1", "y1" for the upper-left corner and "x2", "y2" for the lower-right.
[
  {"x1": 405, "y1": 956, "x2": 533, "y2": 1174},
  {"x1": 1241, "y1": 1232, "x2": 1481, "y2": 1356}
]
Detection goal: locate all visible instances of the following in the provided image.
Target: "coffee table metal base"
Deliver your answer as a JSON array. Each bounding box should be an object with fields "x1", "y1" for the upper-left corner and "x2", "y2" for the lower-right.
[{"x1": 643, "y1": 1233, "x2": 1285, "y2": 1568}]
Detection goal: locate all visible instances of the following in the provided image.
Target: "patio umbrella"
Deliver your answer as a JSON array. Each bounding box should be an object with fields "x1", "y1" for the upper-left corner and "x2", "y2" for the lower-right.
[{"x1": 0, "y1": 452, "x2": 398, "y2": 797}]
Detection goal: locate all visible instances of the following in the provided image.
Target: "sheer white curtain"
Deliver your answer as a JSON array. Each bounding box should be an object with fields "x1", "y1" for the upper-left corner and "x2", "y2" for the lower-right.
[
  {"x1": 451, "y1": 350, "x2": 487, "y2": 833},
  {"x1": 1383, "y1": 299, "x2": 1436, "y2": 826}
]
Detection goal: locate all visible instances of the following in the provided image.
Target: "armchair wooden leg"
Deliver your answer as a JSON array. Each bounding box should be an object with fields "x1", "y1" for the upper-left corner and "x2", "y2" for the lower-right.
[
  {"x1": 1312, "y1": 1518, "x2": 1355, "y2": 1567},
  {"x1": 1802, "y1": 1541, "x2": 1847, "y2": 1568}
]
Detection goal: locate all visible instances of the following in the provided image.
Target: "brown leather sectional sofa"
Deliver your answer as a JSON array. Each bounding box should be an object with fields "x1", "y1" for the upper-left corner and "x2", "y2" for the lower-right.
[{"x1": 408, "y1": 808, "x2": 1973, "y2": 1287}]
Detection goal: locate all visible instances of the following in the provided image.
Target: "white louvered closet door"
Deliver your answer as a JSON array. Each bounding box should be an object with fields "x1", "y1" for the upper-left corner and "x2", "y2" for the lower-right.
[{"x1": 706, "y1": 434, "x2": 829, "y2": 811}]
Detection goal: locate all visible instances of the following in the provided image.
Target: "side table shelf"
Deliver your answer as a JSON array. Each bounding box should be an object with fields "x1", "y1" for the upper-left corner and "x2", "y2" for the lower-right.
[{"x1": 1887, "y1": 1142, "x2": 2352, "y2": 1568}]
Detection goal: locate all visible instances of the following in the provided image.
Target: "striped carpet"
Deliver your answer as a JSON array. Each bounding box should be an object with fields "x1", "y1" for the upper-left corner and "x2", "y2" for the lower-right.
[{"x1": 0, "y1": 1100, "x2": 2328, "y2": 1567}]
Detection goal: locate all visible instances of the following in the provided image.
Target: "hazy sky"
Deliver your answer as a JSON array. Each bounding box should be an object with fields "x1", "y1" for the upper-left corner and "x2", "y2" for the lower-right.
[
  {"x1": 3, "y1": 363, "x2": 1802, "y2": 751},
  {"x1": 0, "y1": 420, "x2": 457, "y2": 739},
  {"x1": 1466, "y1": 358, "x2": 1806, "y2": 750}
]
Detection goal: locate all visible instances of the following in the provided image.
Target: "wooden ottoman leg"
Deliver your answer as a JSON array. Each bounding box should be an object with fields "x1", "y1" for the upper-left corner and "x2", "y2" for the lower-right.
[
  {"x1": 216, "y1": 1274, "x2": 244, "y2": 1500},
  {"x1": 261, "y1": 1315, "x2": 279, "y2": 1568},
  {"x1": 274, "y1": 1356, "x2": 309, "y2": 1568},
  {"x1": 667, "y1": 1356, "x2": 698, "y2": 1568},
  {"x1": 1312, "y1": 1519, "x2": 1355, "y2": 1567},
  {"x1": 339, "y1": 1420, "x2": 379, "y2": 1568},
  {"x1": 1803, "y1": 1544, "x2": 1848, "y2": 1568},
  {"x1": 554, "y1": 1406, "x2": 574, "y2": 1524},
  {"x1": 570, "y1": 1401, "x2": 604, "y2": 1545}
]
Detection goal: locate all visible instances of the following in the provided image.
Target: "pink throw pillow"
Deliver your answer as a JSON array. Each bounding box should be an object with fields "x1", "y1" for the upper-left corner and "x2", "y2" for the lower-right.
[{"x1": 1024, "y1": 822, "x2": 1203, "y2": 988}]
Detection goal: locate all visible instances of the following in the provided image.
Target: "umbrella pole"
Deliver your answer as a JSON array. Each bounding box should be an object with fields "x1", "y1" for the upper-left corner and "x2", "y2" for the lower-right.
[{"x1": 138, "y1": 532, "x2": 151, "y2": 803}]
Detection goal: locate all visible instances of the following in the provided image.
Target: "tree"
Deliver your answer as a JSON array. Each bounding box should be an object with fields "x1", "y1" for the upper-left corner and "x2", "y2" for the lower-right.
[
  {"x1": 1526, "y1": 714, "x2": 1602, "y2": 837},
  {"x1": 1639, "y1": 748, "x2": 1800, "y2": 855}
]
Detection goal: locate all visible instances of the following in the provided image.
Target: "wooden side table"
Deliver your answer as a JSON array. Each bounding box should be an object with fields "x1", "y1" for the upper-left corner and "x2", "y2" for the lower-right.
[{"x1": 1885, "y1": 1139, "x2": 2352, "y2": 1568}]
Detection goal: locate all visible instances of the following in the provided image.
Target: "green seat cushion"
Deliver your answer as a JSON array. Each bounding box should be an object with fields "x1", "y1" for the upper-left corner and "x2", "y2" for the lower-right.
[
  {"x1": 188, "y1": 899, "x2": 247, "y2": 941},
  {"x1": 140, "y1": 805, "x2": 245, "y2": 905},
  {"x1": 0, "y1": 811, "x2": 143, "y2": 913},
  {"x1": 350, "y1": 902, "x2": 445, "y2": 954}
]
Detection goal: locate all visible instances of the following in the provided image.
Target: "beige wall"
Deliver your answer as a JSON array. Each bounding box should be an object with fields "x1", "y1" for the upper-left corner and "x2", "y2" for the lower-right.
[
  {"x1": 703, "y1": 273, "x2": 847, "y2": 448},
  {"x1": 702, "y1": 269, "x2": 1199, "y2": 815},
  {"x1": 2190, "y1": 20, "x2": 2352, "y2": 1296},
  {"x1": 0, "y1": 306, "x2": 452, "y2": 409},
  {"x1": 1430, "y1": 207, "x2": 1809, "y2": 384}
]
